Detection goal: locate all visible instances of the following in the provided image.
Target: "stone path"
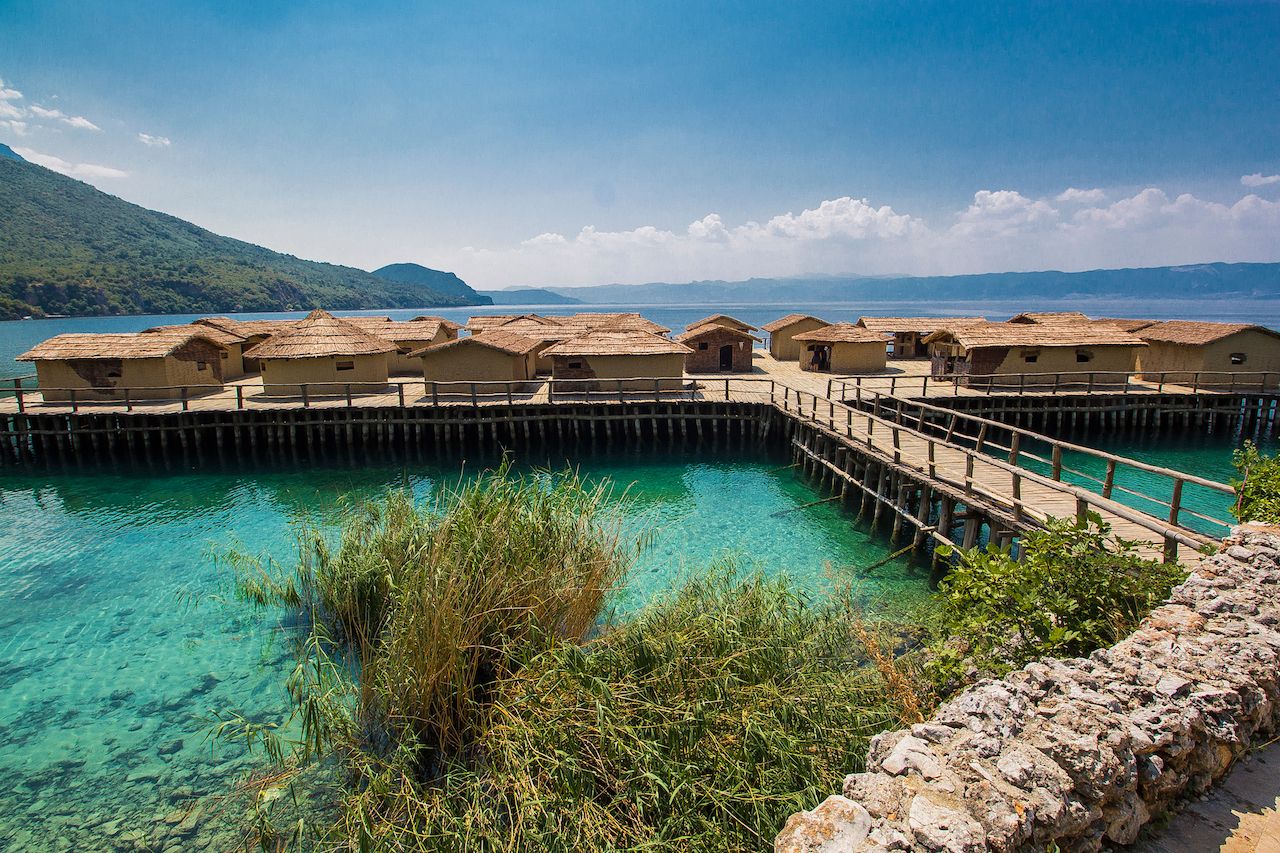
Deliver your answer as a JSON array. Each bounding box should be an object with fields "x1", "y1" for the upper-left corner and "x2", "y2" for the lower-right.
[{"x1": 1133, "y1": 741, "x2": 1280, "y2": 853}]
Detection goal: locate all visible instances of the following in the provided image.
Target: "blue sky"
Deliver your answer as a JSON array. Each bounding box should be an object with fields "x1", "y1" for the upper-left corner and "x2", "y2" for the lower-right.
[{"x1": 1, "y1": 0, "x2": 1278, "y2": 287}]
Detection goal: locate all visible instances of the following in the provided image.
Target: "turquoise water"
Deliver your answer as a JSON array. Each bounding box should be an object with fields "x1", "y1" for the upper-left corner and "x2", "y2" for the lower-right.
[
  {"x1": 0, "y1": 446, "x2": 928, "y2": 851},
  {"x1": 1015, "y1": 431, "x2": 1272, "y2": 537}
]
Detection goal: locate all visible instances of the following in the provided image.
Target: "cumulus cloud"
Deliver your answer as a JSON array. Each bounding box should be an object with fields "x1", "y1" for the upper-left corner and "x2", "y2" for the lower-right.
[
  {"x1": 1242, "y1": 173, "x2": 1280, "y2": 188},
  {"x1": 13, "y1": 146, "x2": 127, "y2": 179},
  {"x1": 951, "y1": 190, "x2": 1057, "y2": 237},
  {"x1": 137, "y1": 132, "x2": 172, "y2": 147},
  {"x1": 0, "y1": 79, "x2": 21, "y2": 100},
  {"x1": 441, "y1": 184, "x2": 1280, "y2": 288},
  {"x1": 1056, "y1": 187, "x2": 1107, "y2": 204}
]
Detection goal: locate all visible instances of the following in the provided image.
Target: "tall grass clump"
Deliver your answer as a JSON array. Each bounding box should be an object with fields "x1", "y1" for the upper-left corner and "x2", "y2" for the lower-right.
[
  {"x1": 1232, "y1": 440, "x2": 1280, "y2": 523},
  {"x1": 219, "y1": 463, "x2": 929, "y2": 852}
]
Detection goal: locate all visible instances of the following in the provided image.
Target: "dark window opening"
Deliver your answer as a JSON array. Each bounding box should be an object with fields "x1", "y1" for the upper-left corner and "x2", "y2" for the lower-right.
[
  {"x1": 1022, "y1": 348, "x2": 1039, "y2": 364},
  {"x1": 1230, "y1": 352, "x2": 1247, "y2": 365},
  {"x1": 1076, "y1": 350, "x2": 1094, "y2": 363},
  {"x1": 220, "y1": 351, "x2": 228, "y2": 359},
  {"x1": 336, "y1": 360, "x2": 355, "y2": 371},
  {"x1": 196, "y1": 361, "x2": 207, "y2": 371},
  {"x1": 698, "y1": 342, "x2": 709, "y2": 350},
  {"x1": 568, "y1": 361, "x2": 583, "y2": 369},
  {"x1": 106, "y1": 371, "x2": 121, "y2": 379}
]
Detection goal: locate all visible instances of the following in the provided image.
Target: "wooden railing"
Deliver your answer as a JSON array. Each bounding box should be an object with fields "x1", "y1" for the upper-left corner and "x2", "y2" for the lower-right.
[
  {"x1": 773, "y1": 385, "x2": 1217, "y2": 561},
  {"x1": 832, "y1": 370, "x2": 1280, "y2": 399},
  {"x1": 2, "y1": 373, "x2": 1231, "y2": 556},
  {"x1": 840, "y1": 385, "x2": 1236, "y2": 536}
]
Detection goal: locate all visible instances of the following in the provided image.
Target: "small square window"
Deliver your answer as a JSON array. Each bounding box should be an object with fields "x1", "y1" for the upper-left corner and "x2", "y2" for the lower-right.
[
  {"x1": 1022, "y1": 348, "x2": 1039, "y2": 364},
  {"x1": 1076, "y1": 350, "x2": 1094, "y2": 363},
  {"x1": 220, "y1": 351, "x2": 228, "y2": 359},
  {"x1": 336, "y1": 360, "x2": 355, "y2": 371},
  {"x1": 699, "y1": 342, "x2": 708, "y2": 350},
  {"x1": 196, "y1": 361, "x2": 207, "y2": 371},
  {"x1": 568, "y1": 361, "x2": 583, "y2": 369},
  {"x1": 1230, "y1": 352, "x2": 1247, "y2": 365}
]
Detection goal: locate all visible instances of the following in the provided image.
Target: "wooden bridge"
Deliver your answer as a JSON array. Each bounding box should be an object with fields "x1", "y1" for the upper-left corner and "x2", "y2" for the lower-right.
[{"x1": 2, "y1": 362, "x2": 1260, "y2": 567}]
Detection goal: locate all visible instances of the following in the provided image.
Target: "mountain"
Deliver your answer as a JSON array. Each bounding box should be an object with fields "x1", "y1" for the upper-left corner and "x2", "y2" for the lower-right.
[
  {"x1": 0, "y1": 154, "x2": 480, "y2": 320},
  {"x1": 544, "y1": 263, "x2": 1280, "y2": 304},
  {"x1": 0, "y1": 144, "x2": 22, "y2": 163},
  {"x1": 478, "y1": 288, "x2": 582, "y2": 305},
  {"x1": 371, "y1": 262, "x2": 491, "y2": 305}
]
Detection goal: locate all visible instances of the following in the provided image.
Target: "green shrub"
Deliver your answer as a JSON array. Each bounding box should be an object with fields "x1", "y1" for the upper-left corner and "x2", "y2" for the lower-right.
[
  {"x1": 926, "y1": 515, "x2": 1186, "y2": 693},
  {"x1": 1232, "y1": 440, "x2": 1280, "y2": 524}
]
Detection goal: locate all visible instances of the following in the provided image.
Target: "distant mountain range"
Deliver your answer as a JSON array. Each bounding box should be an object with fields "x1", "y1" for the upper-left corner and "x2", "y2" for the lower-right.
[
  {"x1": 477, "y1": 288, "x2": 582, "y2": 305},
  {"x1": 0, "y1": 150, "x2": 485, "y2": 320},
  {"x1": 540, "y1": 263, "x2": 1280, "y2": 304},
  {"x1": 372, "y1": 263, "x2": 490, "y2": 304}
]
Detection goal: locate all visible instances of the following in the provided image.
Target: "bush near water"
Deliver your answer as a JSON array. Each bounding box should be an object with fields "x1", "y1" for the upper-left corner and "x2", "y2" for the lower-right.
[
  {"x1": 1232, "y1": 440, "x2": 1280, "y2": 524},
  {"x1": 218, "y1": 464, "x2": 1188, "y2": 852}
]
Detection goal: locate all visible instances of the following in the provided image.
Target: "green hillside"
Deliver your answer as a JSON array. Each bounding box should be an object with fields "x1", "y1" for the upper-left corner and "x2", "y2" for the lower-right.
[
  {"x1": 372, "y1": 262, "x2": 492, "y2": 304},
  {"x1": 0, "y1": 156, "x2": 478, "y2": 319}
]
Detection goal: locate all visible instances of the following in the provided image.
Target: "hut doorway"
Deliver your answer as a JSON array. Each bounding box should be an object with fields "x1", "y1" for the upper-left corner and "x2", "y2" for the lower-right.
[
  {"x1": 719, "y1": 344, "x2": 734, "y2": 371},
  {"x1": 807, "y1": 344, "x2": 831, "y2": 372}
]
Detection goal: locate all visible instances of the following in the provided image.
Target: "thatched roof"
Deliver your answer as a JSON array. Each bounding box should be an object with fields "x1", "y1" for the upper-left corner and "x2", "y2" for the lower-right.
[
  {"x1": 190, "y1": 317, "x2": 252, "y2": 341},
  {"x1": 18, "y1": 330, "x2": 227, "y2": 361},
  {"x1": 1136, "y1": 320, "x2": 1280, "y2": 346},
  {"x1": 342, "y1": 316, "x2": 395, "y2": 325},
  {"x1": 686, "y1": 314, "x2": 757, "y2": 332},
  {"x1": 357, "y1": 319, "x2": 458, "y2": 342},
  {"x1": 1096, "y1": 318, "x2": 1158, "y2": 333},
  {"x1": 411, "y1": 315, "x2": 463, "y2": 330},
  {"x1": 857, "y1": 316, "x2": 986, "y2": 335},
  {"x1": 543, "y1": 330, "x2": 693, "y2": 357},
  {"x1": 924, "y1": 322, "x2": 1146, "y2": 349},
  {"x1": 144, "y1": 323, "x2": 242, "y2": 347},
  {"x1": 242, "y1": 309, "x2": 396, "y2": 359},
  {"x1": 192, "y1": 317, "x2": 297, "y2": 339},
  {"x1": 1007, "y1": 311, "x2": 1093, "y2": 325},
  {"x1": 410, "y1": 330, "x2": 542, "y2": 358},
  {"x1": 676, "y1": 324, "x2": 762, "y2": 343},
  {"x1": 791, "y1": 323, "x2": 889, "y2": 344},
  {"x1": 760, "y1": 313, "x2": 829, "y2": 333},
  {"x1": 466, "y1": 312, "x2": 670, "y2": 336}
]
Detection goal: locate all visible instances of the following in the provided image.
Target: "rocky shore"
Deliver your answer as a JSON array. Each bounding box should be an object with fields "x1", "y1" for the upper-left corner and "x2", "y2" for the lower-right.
[{"x1": 776, "y1": 525, "x2": 1280, "y2": 852}]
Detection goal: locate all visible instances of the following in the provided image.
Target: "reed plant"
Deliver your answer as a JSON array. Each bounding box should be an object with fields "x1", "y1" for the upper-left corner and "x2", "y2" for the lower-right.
[{"x1": 219, "y1": 463, "x2": 928, "y2": 852}]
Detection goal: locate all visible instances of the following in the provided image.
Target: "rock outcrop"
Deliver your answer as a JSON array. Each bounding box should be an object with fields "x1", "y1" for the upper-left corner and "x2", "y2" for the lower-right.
[{"x1": 776, "y1": 525, "x2": 1280, "y2": 852}]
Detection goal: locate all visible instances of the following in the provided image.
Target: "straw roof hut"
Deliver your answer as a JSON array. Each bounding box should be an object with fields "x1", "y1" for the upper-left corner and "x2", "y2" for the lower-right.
[
  {"x1": 543, "y1": 330, "x2": 692, "y2": 391},
  {"x1": 412, "y1": 330, "x2": 542, "y2": 393},
  {"x1": 924, "y1": 321, "x2": 1146, "y2": 382},
  {"x1": 1096, "y1": 318, "x2": 1157, "y2": 333},
  {"x1": 244, "y1": 309, "x2": 395, "y2": 395},
  {"x1": 760, "y1": 313, "x2": 831, "y2": 361},
  {"x1": 145, "y1": 323, "x2": 249, "y2": 378},
  {"x1": 686, "y1": 314, "x2": 757, "y2": 333},
  {"x1": 18, "y1": 330, "x2": 229, "y2": 401},
  {"x1": 464, "y1": 313, "x2": 671, "y2": 373},
  {"x1": 192, "y1": 317, "x2": 299, "y2": 373},
  {"x1": 348, "y1": 316, "x2": 462, "y2": 374},
  {"x1": 856, "y1": 316, "x2": 986, "y2": 359},
  {"x1": 1131, "y1": 321, "x2": 1280, "y2": 385},
  {"x1": 1007, "y1": 311, "x2": 1093, "y2": 325},
  {"x1": 790, "y1": 323, "x2": 889, "y2": 373},
  {"x1": 676, "y1": 323, "x2": 760, "y2": 373}
]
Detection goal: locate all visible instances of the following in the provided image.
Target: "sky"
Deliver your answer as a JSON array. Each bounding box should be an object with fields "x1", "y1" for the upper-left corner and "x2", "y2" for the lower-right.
[{"x1": 1, "y1": 0, "x2": 1278, "y2": 289}]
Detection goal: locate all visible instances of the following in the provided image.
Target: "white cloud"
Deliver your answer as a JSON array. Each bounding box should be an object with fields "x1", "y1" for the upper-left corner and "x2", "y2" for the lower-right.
[
  {"x1": 1056, "y1": 187, "x2": 1107, "y2": 204},
  {"x1": 137, "y1": 132, "x2": 172, "y2": 147},
  {"x1": 0, "y1": 79, "x2": 21, "y2": 100},
  {"x1": 0, "y1": 78, "x2": 101, "y2": 133},
  {"x1": 63, "y1": 115, "x2": 100, "y2": 131},
  {"x1": 1242, "y1": 173, "x2": 1280, "y2": 188},
  {"x1": 441, "y1": 183, "x2": 1280, "y2": 288},
  {"x1": 951, "y1": 190, "x2": 1057, "y2": 237},
  {"x1": 13, "y1": 146, "x2": 127, "y2": 179}
]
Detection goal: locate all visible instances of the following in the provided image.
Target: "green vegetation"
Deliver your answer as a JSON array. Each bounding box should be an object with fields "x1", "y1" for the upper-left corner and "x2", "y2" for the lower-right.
[
  {"x1": 217, "y1": 469, "x2": 1185, "y2": 852},
  {"x1": 1232, "y1": 440, "x2": 1280, "y2": 524},
  {"x1": 372, "y1": 263, "x2": 492, "y2": 304},
  {"x1": 0, "y1": 157, "x2": 481, "y2": 319},
  {"x1": 925, "y1": 516, "x2": 1186, "y2": 691},
  {"x1": 219, "y1": 466, "x2": 926, "y2": 852}
]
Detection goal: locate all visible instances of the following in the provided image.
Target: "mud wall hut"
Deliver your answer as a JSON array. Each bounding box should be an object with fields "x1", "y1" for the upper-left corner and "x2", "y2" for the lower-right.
[
  {"x1": 349, "y1": 316, "x2": 462, "y2": 374},
  {"x1": 18, "y1": 330, "x2": 228, "y2": 401},
  {"x1": 243, "y1": 310, "x2": 395, "y2": 395},
  {"x1": 1134, "y1": 321, "x2": 1280, "y2": 386},
  {"x1": 760, "y1": 314, "x2": 831, "y2": 361},
  {"x1": 676, "y1": 323, "x2": 758, "y2": 372},
  {"x1": 791, "y1": 323, "x2": 889, "y2": 373},
  {"x1": 544, "y1": 331, "x2": 691, "y2": 392},
  {"x1": 856, "y1": 316, "x2": 985, "y2": 359},
  {"x1": 924, "y1": 322, "x2": 1145, "y2": 384},
  {"x1": 413, "y1": 331, "x2": 541, "y2": 394}
]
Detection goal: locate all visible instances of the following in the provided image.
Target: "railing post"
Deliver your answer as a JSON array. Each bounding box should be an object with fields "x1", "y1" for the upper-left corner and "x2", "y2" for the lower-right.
[
  {"x1": 1192, "y1": 373, "x2": 1200, "y2": 394},
  {"x1": 927, "y1": 440, "x2": 936, "y2": 478},
  {"x1": 180, "y1": 386, "x2": 189, "y2": 412},
  {"x1": 654, "y1": 378, "x2": 660, "y2": 400},
  {"x1": 431, "y1": 382, "x2": 438, "y2": 407},
  {"x1": 346, "y1": 383, "x2": 354, "y2": 407},
  {"x1": 617, "y1": 379, "x2": 624, "y2": 403},
  {"x1": 1076, "y1": 497, "x2": 1088, "y2": 524},
  {"x1": 725, "y1": 378, "x2": 730, "y2": 401},
  {"x1": 1086, "y1": 372, "x2": 1094, "y2": 394},
  {"x1": 1158, "y1": 372, "x2": 1165, "y2": 393},
  {"x1": 1103, "y1": 460, "x2": 1116, "y2": 499},
  {"x1": 399, "y1": 382, "x2": 407, "y2": 407},
  {"x1": 826, "y1": 377, "x2": 832, "y2": 398},
  {"x1": 975, "y1": 423, "x2": 988, "y2": 452},
  {"x1": 1007, "y1": 432, "x2": 1020, "y2": 465},
  {"x1": 301, "y1": 384, "x2": 309, "y2": 408},
  {"x1": 1051, "y1": 444, "x2": 1062, "y2": 480},
  {"x1": 890, "y1": 376, "x2": 897, "y2": 396},
  {"x1": 964, "y1": 453, "x2": 974, "y2": 490},
  {"x1": 15, "y1": 385, "x2": 24, "y2": 414},
  {"x1": 471, "y1": 383, "x2": 478, "y2": 407},
  {"x1": 1168, "y1": 478, "x2": 1183, "y2": 527},
  {"x1": 1012, "y1": 473, "x2": 1022, "y2": 522},
  {"x1": 70, "y1": 389, "x2": 77, "y2": 413},
  {"x1": 505, "y1": 382, "x2": 514, "y2": 405},
  {"x1": 1163, "y1": 534, "x2": 1178, "y2": 564},
  {"x1": 921, "y1": 375, "x2": 928, "y2": 396},
  {"x1": 891, "y1": 426, "x2": 901, "y2": 463},
  {"x1": 1018, "y1": 373, "x2": 1025, "y2": 394},
  {"x1": 235, "y1": 385, "x2": 243, "y2": 410}
]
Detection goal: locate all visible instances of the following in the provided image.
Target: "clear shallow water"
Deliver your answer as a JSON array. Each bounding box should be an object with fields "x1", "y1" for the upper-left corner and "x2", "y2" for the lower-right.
[
  {"x1": 4, "y1": 297, "x2": 1280, "y2": 381},
  {"x1": 0, "y1": 445, "x2": 929, "y2": 851}
]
